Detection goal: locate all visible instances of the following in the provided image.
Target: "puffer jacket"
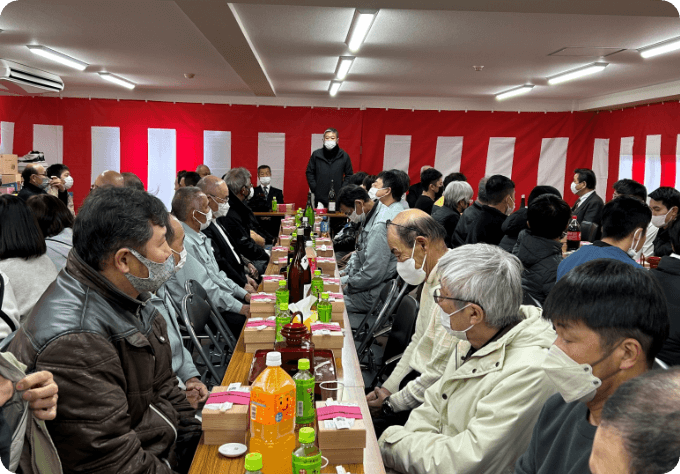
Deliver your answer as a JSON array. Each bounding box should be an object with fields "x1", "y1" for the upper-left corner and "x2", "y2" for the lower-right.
[
  {"x1": 379, "y1": 306, "x2": 558, "y2": 474},
  {"x1": 499, "y1": 208, "x2": 528, "y2": 253},
  {"x1": 305, "y1": 146, "x2": 353, "y2": 207},
  {"x1": 7, "y1": 250, "x2": 199, "y2": 473},
  {"x1": 512, "y1": 230, "x2": 563, "y2": 305}
]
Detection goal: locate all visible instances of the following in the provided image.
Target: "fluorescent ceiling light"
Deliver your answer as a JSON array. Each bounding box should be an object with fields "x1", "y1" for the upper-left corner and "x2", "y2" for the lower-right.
[
  {"x1": 26, "y1": 45, "x2": 88, "y2": 71},
  {"x1": 496, "y1": 85, "x2": 534, "y2": 101},
  {"x1": 98, "y1": 72, "x2": 135, "y2": 90},
  {"x1": 335, "y1": 56, "x2": 355, "y2": 80},
  {"x1": 639, "y1": 37, "x2": 680, "y2": 58},
  {"x1": 329, "y1": 81, "x2": 342, "y2": 97},
  {"x1": 346, "y1": 9, "x2": 378, "y2": 52},
  {"x1": 547, "y1": 62, "x2": 608, "y2": 85}
]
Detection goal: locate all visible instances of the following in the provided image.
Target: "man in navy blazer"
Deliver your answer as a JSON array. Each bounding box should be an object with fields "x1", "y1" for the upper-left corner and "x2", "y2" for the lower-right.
[{"x1": 570, "y1": 168, "x2": 605, "y2": 235}]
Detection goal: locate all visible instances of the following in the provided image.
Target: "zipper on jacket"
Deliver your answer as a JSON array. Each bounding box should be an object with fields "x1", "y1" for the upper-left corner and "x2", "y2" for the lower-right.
[{"x1": 150, "y1": 404, "x2": 177, "y2": 443}]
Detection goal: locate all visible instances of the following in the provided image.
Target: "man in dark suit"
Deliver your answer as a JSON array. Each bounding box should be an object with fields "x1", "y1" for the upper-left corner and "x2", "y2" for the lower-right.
[
  {"x1": 570, "y1": 168, "x2": 605, "y2": 228},
  {"x1": 406, "y1": 165, "x2": 432, "y2": 209},
  {"x1": 464, "y1": 175, "x2": 514, "y2": 246},
  {"x1": 250, "y1": 165, "x2": 285, "y2": 239}
]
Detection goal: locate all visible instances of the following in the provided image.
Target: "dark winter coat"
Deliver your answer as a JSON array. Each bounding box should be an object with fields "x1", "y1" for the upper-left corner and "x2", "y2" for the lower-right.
[{"x1": 512, "y1": 230, "x2": 563, "y2": 305}]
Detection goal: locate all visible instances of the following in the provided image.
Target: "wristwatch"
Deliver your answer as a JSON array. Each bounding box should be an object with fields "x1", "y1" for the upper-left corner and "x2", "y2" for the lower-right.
[{"x1": 382, "y1": 396, "x2": 395, "y2": 417}]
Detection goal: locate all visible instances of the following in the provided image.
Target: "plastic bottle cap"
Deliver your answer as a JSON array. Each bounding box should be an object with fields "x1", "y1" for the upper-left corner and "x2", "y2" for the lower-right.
[
  {"x1": 299, "y1": 427, "x2": 315, "y2": 444},
  {"x1": 314, "y1": 270, "x2": 321, "y2": 276},
  {"x1": 280, "y1": 302, "x2": 288, "y2": 311},
  {"x1": 279, "y1": 280, "x2": 286, "y2": 287},
  {"x1": 244, "y1": 452, "x2": 263, "y2": 471},
  {"x1": 266, "y1": 351, "x2": 282, "y2": 366},
  {"x1": 306, "y1": 241, "x2": 313, "y2": 247},
  {"x1": 298, "y1": 358, "x2": 310, "y2": 370},
  {"x1": 321, "y1": 292, "x2": 329, "y2": 298}
]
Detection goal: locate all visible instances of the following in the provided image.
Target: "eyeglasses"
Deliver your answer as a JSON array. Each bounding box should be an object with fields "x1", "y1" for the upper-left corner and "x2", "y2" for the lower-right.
[
  {"x1": 432, "y1": 288, "x2": 485, "y2": 312},
  {"x1": 209, "y1": 195, "x2": 227, "y2": 204},
  {"x1": 385, "y1": 219, "x2": 421, "y2": 234}
]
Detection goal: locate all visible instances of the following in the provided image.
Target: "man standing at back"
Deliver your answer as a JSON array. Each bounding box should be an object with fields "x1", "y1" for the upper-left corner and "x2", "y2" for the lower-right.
[
  {"x1": 306, "y1": 128, "x2": 353, "y2": 208},
  {"x1": 571, "y1": 168, "x2": 604, "y2": 227}
]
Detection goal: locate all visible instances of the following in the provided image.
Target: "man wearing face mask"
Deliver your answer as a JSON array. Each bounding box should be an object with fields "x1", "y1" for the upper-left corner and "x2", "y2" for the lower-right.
[
  {"x1": 515, "y1": 259, "x2": 670, "y2": 474},
  {"x1": 17, "y1": 164, "x2": 54, "y2": 202},
  {"x1": 306, "y1": 128, "x2": 354, "y2": 208},
  {"x1": 368, "y1": 210, "x2": 454, "y2": 438},
  {"x1": 380, "y1": 244, "x2": 558, "y2": 474},
  {"x1": 431, "y1": 180, "x2": 474, "y2": 247},
  {"x1": 250, "y1": 165, "x2": 285, "y2": 239},
  {"x1": 45, "y1": 163, "x2": 75, "y2": 214},
  {"x1": 648, "y1": 186, "x2": 680, "y2": 258},
  {"x1": 414, "y1": 168, "x2": 443, "y2": 215},
  {"x1": 337, "y1": 184, "x2": 401, "y2": 313},
  {"x1": 198, "y1": 176, "x2": 256, "y2": 289},
  {"x1": 556, "y1": 196, "x2": 651, "y2": 280},
  {"x1": 571, "y1": 168, "x2": 605, "y2": 228},
  {"x1": 464, "y1": 174, "x2": 515, "y2": 245},
  {"x1": 7, "y1": 187, "x2": 202, "y2": 474},
  {"x1": 168, "y1": 187, "x2": 251, "y2": 336}
]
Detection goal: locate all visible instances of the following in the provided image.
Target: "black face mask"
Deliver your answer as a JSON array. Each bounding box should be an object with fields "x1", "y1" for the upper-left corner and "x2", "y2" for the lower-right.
[{"x1": 434, "y1": 187, "x2": 443, "y2": 200}]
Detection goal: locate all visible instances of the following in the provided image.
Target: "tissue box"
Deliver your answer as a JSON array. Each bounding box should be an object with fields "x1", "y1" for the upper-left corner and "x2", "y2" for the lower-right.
[
  {"x1": 281, "y1": 225, "x2": 296, "y2": 235},
  {"x1": 202, "y1": 386, "x2": 250, "y2": 435},
  {"x1": 279, "y1": 235, "x2": 292, "y2": 248},
  {"x1": 0, "y1": 155, "x2": 18, "y2": 175},
  {"x1": 321, "y1": 277, "x2": 340, "y2": 293},
  {"x1": 262, "y1": 274, "x2": 285, "y2": 292},
  {"x1": 316, "y1": 244, "x2": 334, "y2": 258},
  {"x1": 250, "y1": 293, "x2": 276, "y2": 313},
  {"x1": 317, "y1": 257, "x2": 337, "y2": 274},
  {"x1": 316, "y1": 401, "x2": 366, "y2": 450}
]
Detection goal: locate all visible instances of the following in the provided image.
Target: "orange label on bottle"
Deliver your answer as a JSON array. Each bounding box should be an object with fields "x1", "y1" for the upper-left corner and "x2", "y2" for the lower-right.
[{"x1": 250, "y1": 389, "x2": 295, "y2": 426}]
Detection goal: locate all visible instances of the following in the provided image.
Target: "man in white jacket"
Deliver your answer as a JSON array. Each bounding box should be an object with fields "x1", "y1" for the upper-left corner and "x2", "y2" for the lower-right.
[{"x1": 379, "y1": 243, "x2": 558, "y2": 474}]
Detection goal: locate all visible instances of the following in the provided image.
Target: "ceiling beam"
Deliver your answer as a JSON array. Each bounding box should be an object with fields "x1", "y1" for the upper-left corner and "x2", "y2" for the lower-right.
[{"x1": 174, "y1": 0, "x2": 275, "y2": 96}]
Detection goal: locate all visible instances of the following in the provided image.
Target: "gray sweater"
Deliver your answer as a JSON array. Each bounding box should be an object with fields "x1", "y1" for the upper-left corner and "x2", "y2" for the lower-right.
[{"x1": 0, "y1": 255, "x2": 58, "y2": 323}]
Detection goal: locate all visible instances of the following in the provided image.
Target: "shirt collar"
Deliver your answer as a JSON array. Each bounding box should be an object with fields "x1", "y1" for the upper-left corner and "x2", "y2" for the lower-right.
[
  {"x1": 578, "y1": 190, "x2": 595, "y2": 205},
  {"x1": 180, "y1": 221, "x2": 206, "y2": 244},
  {"x1": 671, "y1": 253, "x2": 680, "y2": 261}
]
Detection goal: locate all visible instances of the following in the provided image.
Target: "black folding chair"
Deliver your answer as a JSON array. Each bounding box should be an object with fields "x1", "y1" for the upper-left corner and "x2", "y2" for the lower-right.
[
  {"x1": 184, "y1": 279, "x2": 238, "y2": 351},
  {"x1": 580, "y1": 221, "x2": 600, "y2": 243},
  {"x1": 180, "y1": 293, "x2": 231, "y2": 386},
  {"x1": 365, "y1": 295, "x2": 419, "y2": 390},
  {"x1": 352, "y1": 278, "x2": 398, "y2": 339}
]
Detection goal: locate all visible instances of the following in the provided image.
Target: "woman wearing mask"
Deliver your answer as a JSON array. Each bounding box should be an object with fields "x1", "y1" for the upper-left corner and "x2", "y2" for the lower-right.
[{"x1": 46, "y1": 163, "x2": 75, "y2": 215}]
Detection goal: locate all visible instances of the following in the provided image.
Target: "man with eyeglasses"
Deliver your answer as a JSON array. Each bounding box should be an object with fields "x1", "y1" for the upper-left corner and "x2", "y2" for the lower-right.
[
  {"x1": 380, "y1": 243, "x2": 558, "y2": 474},
  {"x1": 368, "y1": 210, "x2": 454, "y2": 438},
  {"x1": 17, "y1": 163, "x2": 61, "y2": 202}
]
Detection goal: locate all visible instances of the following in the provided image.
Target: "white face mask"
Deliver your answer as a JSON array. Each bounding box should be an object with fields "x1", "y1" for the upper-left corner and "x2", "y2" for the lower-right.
[
  {"x1": 210, "y1": 196, "x2": 230, "y2": 218},
  {"x1": 246, "y1": 186, "x2": 254, "y2": 200},
  {"x1": 396, "y1": 241, "x2": 427, "y2": 285},
  {"x1": 570, "y1": 182, "x2": 581, "y2": 195},
  {"x1": 193, "y1": 209, "x2": 212, "y2": 231},
  {"x1": 505, "y1": 196, "x2": 515, "y2": 216},
  {"x1": 627, "y1": 228, "x2": 642, "y2": 258},
  {"x1": 440, "y1": 303, "x2": 473, "y2": 340},
  {"x1": 324, "y1": 140, "x2": 337, "y2": 150},
  {"x1": 63, "y1": 176, "x2": 74, "y2": 190},
  {"x1": 172, "y1": 247, "x2": 187, "y2": 272},
  {"x1": 651, "y1": 208, "x2": 675, "y2": 228},
  {"x1": 541, "y1": 344, "x2": 606, "y2": 404},
  {"x1": 368, "y1": 187, "x2": 384, "y2": 201},
  {"x1": 260, "y1": 176, "x2": 271, "y2": 186},
  {"x1": 348, "y1": 202, "x2": 366, "y2": 224}
]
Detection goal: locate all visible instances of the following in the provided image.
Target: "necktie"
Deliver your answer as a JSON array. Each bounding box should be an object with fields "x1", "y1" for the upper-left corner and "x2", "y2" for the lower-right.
[{"x1": 264, "y1": 187, "x2": 269, "y2": 199}]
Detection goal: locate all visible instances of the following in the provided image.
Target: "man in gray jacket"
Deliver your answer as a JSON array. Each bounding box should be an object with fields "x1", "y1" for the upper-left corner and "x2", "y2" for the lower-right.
[{"x1": 306, "y1": 128, "x2": 353, "y2": 208}]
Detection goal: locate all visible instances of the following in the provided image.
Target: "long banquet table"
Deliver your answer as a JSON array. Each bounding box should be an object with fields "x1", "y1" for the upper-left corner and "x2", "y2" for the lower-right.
[{"x1": 188, "y1": 257, "x2": 386, "y2": 474}]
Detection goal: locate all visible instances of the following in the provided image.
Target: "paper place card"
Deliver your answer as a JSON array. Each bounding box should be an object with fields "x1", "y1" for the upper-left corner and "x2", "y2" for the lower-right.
[
  {"x1": 317, "y1": 405, "x2": 363, "y2": 421},
  {"x1": 251, "y1": 293, "x2": 275, "y2": 302},
  {"x1": 263, "y1": 274, "x2": 284, "y2": 280},
  {"x1": 311, "y1": 323, "x2": 342, "y2": 332}
]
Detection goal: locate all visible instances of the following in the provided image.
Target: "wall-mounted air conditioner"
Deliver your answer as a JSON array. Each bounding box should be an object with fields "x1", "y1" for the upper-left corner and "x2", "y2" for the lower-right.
[{"x1": 0, "y1": 59, "x2": 64, "y2": 95}]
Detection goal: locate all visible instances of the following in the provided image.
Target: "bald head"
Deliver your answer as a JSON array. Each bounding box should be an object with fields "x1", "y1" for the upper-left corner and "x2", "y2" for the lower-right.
[
  {"x1": 420, "y1": 165, "x2": 433, "y2": 175},
  {"x1": 94, "y1": 170, "x2": 124, "y2": 189},
  {"x1": 388, "y1": 209, "x2": 447, "y2": 248},
  {"x1": 198, "y1": 175, "x2": 229, "y2": 214},
  {"x1": 197, "y1": 175, "x2": 223, "y2": 195},
  {"x1": 196, "y1": 164, "x2": 211, "y2": 178}
]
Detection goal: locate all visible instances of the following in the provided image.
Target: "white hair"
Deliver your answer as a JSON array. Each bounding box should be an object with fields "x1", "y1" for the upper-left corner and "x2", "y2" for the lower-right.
[{"x1": 443, "y1": 181, "x2": 474, "y2": 209}]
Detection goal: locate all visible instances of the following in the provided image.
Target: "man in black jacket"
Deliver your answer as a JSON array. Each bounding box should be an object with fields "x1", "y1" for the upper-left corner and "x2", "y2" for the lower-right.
[
  {"x1": 500, "y1": 186, "x2": 562, "y2": 253},
  {"x1": 222, "y1": 167, "x2": 270, "y2": 275},
  {"x1": 464, "y1": 175, "x2": 514, "y2": 246},
  {"x1": 451, "y1": 176, "x2": 488, "y2": 247},
  {"x1": 17, "y1": 164, "x2": 52, "y2": 202},
  {"x1": 648, "y1": 186, "x2": 680, "y2": 258},
  {"x1": 570, "y1": 168, "x2": 604, "y2": 228},
  {"x1": 406, "y1": 166, "x2": 432, "y2": 209},
  {"x1": 250, "y1": 165, "x2": 285, "y2": 239},
  {"x1": 306, "y1": 128, "x2": 353, "y2": 208}
]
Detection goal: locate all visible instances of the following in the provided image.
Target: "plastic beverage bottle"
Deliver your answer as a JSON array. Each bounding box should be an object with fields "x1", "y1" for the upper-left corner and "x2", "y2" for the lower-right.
[
  {"x1": 320, "y1": 216, "x2": 330, "y2": 238},
  {"x1": 293, "y1": 358, "x2": 316, "y2": 426},
  {"x1": 317, "y1": 292, "x2": 332, "y2": 324},
  {"x1": 306, "y1": 241, "x2": 318, "y2": 275},
  {"x1": 276, "y1": 280, "x2": 289, "y2": 310},
  {"x1": 291, "y1": 427, "x2": 322, "y2": 474},
  {"x1": 276, "y1": 302, "x2": 292, "y2": 342},
  {"x1": 566, "y1": 215, "x2": 581, "y2": 252},
  {"x1": 250, "y1": 352, "x2": 296, "y2": 474},
  {"x1": 272, "y1": 196, "x2": 278, "y2": 212},
  {"x1": 245, "y1": 452, "x2": 263, "y2": 474},
  {"x1": 310, "y1": 270, "x2": 323, "y2": 301}
]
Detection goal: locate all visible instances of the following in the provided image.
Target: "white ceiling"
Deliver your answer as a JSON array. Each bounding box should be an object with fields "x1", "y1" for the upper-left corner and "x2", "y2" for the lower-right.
[{"x1": 1, "y1": 0, "x2": 680, "y2": 111}]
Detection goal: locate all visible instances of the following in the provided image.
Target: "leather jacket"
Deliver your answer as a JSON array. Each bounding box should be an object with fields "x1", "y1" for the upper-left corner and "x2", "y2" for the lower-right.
[{"x1": 8, "y1": 250, "x2": 198, "y2": 473}]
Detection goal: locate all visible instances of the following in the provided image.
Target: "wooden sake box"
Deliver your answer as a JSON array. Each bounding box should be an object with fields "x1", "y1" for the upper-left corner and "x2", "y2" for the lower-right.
[
  {"x1": 243, "y1": 318, "x2": 276, "y2": 345},
  {"x1": 250, "y1": 293, "x2": 276, "y2": 314},
  {"x1": 316, "y1": 401, "x2": 367, "y2": 449},
  {"x1": 244, "y1": 342, "x2": 275, "y2": 354},
  {"x1": 279, "y1": 235, "x2": 292, "y2": 247},
  {"x1": 317, "y1": 257, "x2": 337, "y2": 274},
  {"x1": 316, "y1": 238, "x2": 332, "y2": 247},
  {"x1": 204, "y1": 430, "x2": 247, "y2": 445},
  {"x1": 328, "y1": 293, "x2": 345, "y2": 314},
  {"x1": 262, "y1": 274, "x2": 285, "y2": 292},
  {"x1": 321, "y1": 277, "x2": 341, "y2": 293},
  {"x1": 315, "y1": 244, "x2": 334, "y2": 258},
  {"x1": 202, "y1": 386, "x2": 250, "y2": 437}
]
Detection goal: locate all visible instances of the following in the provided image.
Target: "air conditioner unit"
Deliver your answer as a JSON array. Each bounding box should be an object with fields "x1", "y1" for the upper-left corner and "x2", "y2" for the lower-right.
[{"x1": 0, "y1": 59, "x2": 64, "y2": 95}]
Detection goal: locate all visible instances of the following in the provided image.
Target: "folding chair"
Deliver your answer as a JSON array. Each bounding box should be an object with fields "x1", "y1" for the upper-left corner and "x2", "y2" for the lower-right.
[
  {"x1": 352, "y1": 278, "x2": 398, "y2": 339},
  {"x1": 184, "y1": 279, "x2": 238, "y2": 351}
]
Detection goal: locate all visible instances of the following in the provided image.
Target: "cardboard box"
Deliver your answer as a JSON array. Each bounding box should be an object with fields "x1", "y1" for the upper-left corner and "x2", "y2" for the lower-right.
[
  {"x1": 1, "y1": 174, "x2": 20, "y2": 185},
  {"x1": 316, "y1": 244, "x2": 334, "y2": 258},
  {"x1": 316, "y1": 401, "x2": 366, "y2": 449},
  {"x1": 204, "y1": 430, "x2": 247, "y2": 445},
  {"x1": 328, "y1": 293, "x2": 345, "y2": 314},
  {"x1": 277, "y1": 203, "x2": 293, "y2": 213},
  {"x1": 202, "y1": 386, "x2": 250, "y2": 433},
  {"x1": 279, "y1": 235, "x2": 292, "y2": 248},
  {"x1": 0, "y1": 155, "x2": 18, "y2": 175},
  {"x1": 316, "y1": 238, "x2": 332, "y2": 247},
  {"x1": 281, "y1": 225, "x2": 296, "y2": 235},
  {"x1": 317, "y1": 257, "x2": 337, "y2": 274},
  {"x1": 321, "y1": 448, "x2": 364, "y2": 465},
  {"x1": 244, "y1": 319, "x2": 276, "y2": 345},
  {"x1": 262, "y1": 274, "x2": 285, "y2": 292},
  {"x1": 250, "y1": 293, "x2": 276, "y2": 314},
  {"x1": 321, "y1": 277, "x2": 340, "y2": 293},
  {"x1": 311, "y1": 329, "x2": 344, "y2": 350},
  {"x1": 276, "y1": 257, "x2": 288, "y2": 267},
  {"x1": 330, "y1": 312, "x2": 344, "y2": 327},
  {"x1": 244, "y1": 342, "x2": 275, "y2": 354}
]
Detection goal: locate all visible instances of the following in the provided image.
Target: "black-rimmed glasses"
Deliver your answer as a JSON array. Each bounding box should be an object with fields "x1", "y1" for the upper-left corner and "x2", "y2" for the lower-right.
[
  {"x1": 386, "y1": 219, "x2": 421, "y2": 234},
  {"x1": 432, "y1": 288, "x2": 485, "y2": 312}
]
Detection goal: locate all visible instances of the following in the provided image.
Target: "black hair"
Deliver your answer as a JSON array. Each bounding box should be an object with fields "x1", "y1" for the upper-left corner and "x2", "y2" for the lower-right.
[
  {"x1": 443, "y1": 172, "x2": 467, "y2": 189},
  {"x1": 544, "y1": 259, "x2": 669, "y2": 368},
  {"x1": 600, "y1": 368, "x2": 680, "y2": 474},
  {"x1": 324, "y1": 128, "x2": 339, "y2": 137},
  {"x1": 21, "y1": 166, "x2": 39, "y2": 185},
  {"x1": 177, "y1": 170, "x2": 187, "y2": 184},
  {"x1": 0, "y1": 195, "x2": 47, "y2": 259},
  {"x1": 45, "y1": 163, "x2": 69, "y2": 179},
  {"x1": 337, "y1": 184, "x2": 369, "y2": 208},
  {"x1": 601, "y1": 196, "x2": 652, "y2": 240},
  {"x1": 649, "y1": 186, "x2": 680, "y2": 212},
  {"x1": 122, "y1": 172, "x2": 145, "y2": 191},
  {"x1": 73, "y1": 187, "x2": 170, "y2": 271},
  {"x1": 362, "y1": 175, "x2": 377, "y2": 190},
  {"x1": 420, "y1": 168, "x2": 443, "y2": 191},
  {"x1": 346, "y1": 171, "x2": 368, "y2": 187},
  {"x1": 574, "y1": 168, "x2": 597, "y2": 189},
  {"x1": 528, "y1": 185, "x2": 561, "y2": 205},
  {"x1": 392, "y1": 169, "x2": 410, "y2": 190},
  {"x1": 528, "y1": 194, "x2": 571, "y2": 240},
  {"x1": 171, "y1": 187, "x2": 204, "y2": 222},
  {"x1": 26, "y1": 194, "x2": 74, "y2": 238},
  {"x1": 257, "y1": 165, "x2": 271, "y2": 174},
  {"x1": 484, "y1": 175, "x2": 515, "y2": 205},
  {"x1": 613, "y1": 179, "x2": 647, "y2": 202},
  {"x1": 391, "y1": 214, "x2": 447, "y2": 248},
  {"x1": 377, "y1": 170, "x2": 405, "y2": 201},
  {"x1": 183, "y1": 171, "x2": 201, "y2": 187}
]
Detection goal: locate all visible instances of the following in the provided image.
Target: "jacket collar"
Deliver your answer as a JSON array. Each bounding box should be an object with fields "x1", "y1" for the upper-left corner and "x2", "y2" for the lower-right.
[
  {"x1": 180, "y1": 221, "x2": 206, "y2": 246},
  {"x1": 65, "y1": 249, "x2": 148, "y2": 316},
  {"x1": 657, "y1": 255, "x2": 680, "y2": 275},
  {"x1": 24, "y1": 182, "x2": 46, "y2": 195},
  {"x1": 228, "y1": 192, "x2": 251, "y2": 219}
]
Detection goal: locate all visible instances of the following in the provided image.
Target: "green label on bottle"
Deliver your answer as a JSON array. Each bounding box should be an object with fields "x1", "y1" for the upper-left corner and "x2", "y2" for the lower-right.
[
  {"x1": 292, "y1": 453, "x2": 322, "y2": 474},
  {"x1": 275, "y1": 315, "x2": 291, "y2": 342},
  {"x1": 318, "y1": 303, "x2": 332, "y2": 323},
  {"x1": 295, "y1": 377, "x2": 316, "y2": 424}
]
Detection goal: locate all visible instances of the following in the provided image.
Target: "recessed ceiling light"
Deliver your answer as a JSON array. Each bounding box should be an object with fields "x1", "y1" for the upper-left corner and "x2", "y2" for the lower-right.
[
  {"x1": 335, "y1": 56, "x2": 355, "y2": 81},
  {"x1": 496, "y1": 85, "x2": 534, "y2": 101},
  {"x1": 98, "y1": 72, "x2": 135, "y2": 90},
  {"x1": 345, "y1": 9, "x2": 378, "y2": 52},
  {"x1": 547, "y1": 62, "x2": 608, "y2": 85},
  {"x1": 26, "y1": 45, "x2": 88, "y2": 71},
  {"x1": 329, "y1": 81, "x2": 342, "y2": 97},
  {"x1": 639, "y1": 36, "x2": 680, "y2": 58}
]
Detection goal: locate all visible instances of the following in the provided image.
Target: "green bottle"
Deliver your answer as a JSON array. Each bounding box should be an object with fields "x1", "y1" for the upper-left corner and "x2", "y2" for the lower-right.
[
  {"x1": 293, "y1": 359, "x2": 316, "y2": 425},
  {"x1": 245, "y1": 452, "x2": 263, "y2": 474},
  {"x1": 311, "y1": 270, "x2": 324, "y2": 301},
  {"x1": 289, "y1": 230, "x2": 297, "y2": 254},
  {"x1": 317, "y1": 292, "x2": 332, "y2": 323},
  {"x1": 271, "y1": 196, "x2": 278, "y2": 212},
  {"x1": 304, "y1": 192, "x2": 315, "y2": 229},
  {"x1": 275, "y1": 280, "x2": 289, "y2": 310},
  {"x1": 292, "y1": 427, "x2": 322, "y2": 474},
  {"x1": 275, "y1": 302, "x2": 292, "y2": 342}
]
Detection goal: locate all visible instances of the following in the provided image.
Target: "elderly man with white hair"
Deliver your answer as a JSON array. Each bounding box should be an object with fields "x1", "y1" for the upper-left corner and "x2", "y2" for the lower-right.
[
  {"x1": 432, "y1": 180, "x2": 474, "y2": 248},
  {"x1": 380, "y1": 243, "x2": 558, "y2": 474}
]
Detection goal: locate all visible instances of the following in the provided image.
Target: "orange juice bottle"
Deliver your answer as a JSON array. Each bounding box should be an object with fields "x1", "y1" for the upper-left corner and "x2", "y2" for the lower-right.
[{"x1": 249, "y1": 351, "x2": 296, "y2": 474}]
